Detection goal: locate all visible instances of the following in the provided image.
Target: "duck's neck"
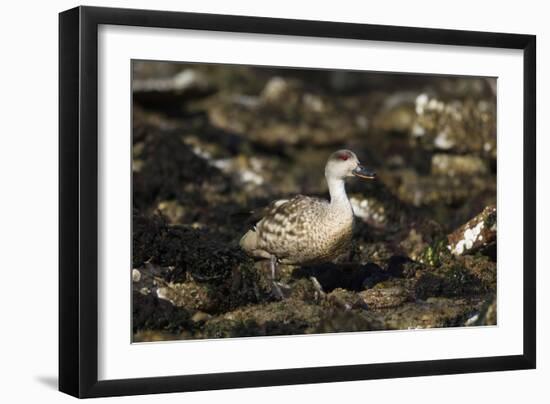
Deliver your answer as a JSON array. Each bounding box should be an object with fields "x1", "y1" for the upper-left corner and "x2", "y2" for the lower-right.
[{"x1": 327, "y1": 176, "x2": 350, "y2": 208}]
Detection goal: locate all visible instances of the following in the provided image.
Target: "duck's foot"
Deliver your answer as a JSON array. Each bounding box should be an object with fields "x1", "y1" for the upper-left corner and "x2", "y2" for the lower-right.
[
  {"x1": 271, "y1": 281, "x2": 291, "y2": 300},
  {"x1": 310, "y1": 276, "x2": 326, "y2": 300}
]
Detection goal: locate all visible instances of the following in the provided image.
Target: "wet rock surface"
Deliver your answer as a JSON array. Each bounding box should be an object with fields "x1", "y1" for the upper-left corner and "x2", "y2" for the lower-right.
[{"x1": 131, "y1": 62, "x2": 497, "y2": 341}]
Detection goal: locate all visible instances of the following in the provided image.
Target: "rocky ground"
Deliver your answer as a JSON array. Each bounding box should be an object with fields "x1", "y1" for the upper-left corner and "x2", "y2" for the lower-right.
[{"x1": 131, "y1": 61, "x2": 497, "y2": 342}]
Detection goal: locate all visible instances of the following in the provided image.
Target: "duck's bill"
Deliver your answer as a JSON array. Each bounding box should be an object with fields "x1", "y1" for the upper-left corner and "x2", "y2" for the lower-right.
[{"x1": 353, "y1": 165, "x2": 376, "y2": 180}]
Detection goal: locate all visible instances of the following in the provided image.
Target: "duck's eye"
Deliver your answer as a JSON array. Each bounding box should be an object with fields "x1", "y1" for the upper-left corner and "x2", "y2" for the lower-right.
[{"x1": 338, "y1": 153, "x2": 349, "y2": 161}]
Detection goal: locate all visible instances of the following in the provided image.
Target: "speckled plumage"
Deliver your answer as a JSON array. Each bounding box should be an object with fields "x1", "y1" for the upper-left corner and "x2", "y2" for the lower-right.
[{"x1": 240, "y1": 150, "x2": 374, "y2": 265}]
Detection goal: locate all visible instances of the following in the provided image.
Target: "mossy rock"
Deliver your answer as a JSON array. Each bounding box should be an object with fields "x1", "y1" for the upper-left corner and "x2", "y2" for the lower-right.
[
  {"x1": 201, "y1": 300, "x2": 325, "y2": 338},
  {"x1": 367, "y1": 297, "x2": 481, "y2": 329},
  {"x1": 133, "y1": 212, "x2": 252, "y2": 283},
  {"x1": 132, "y1": 291, "x2": 192, "y2": 334},
  {"x1": 415, "y1": 269, "x2": 475, "y2": 300}
]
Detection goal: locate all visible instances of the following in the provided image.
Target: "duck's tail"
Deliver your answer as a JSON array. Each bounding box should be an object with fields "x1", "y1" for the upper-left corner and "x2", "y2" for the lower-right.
[{"x1": 239, "y1": 229, "x2": 258, "y2": 253}]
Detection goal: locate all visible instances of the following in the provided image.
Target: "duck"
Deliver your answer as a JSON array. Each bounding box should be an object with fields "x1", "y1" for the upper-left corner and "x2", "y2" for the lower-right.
[{"x1": 240, "y1": 149, "x2": 376, "y2": 296}]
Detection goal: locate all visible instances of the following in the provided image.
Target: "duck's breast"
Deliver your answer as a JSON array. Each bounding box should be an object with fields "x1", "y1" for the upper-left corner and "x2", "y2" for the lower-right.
[{"x1": 310, "y1": 205, "x2": 354, "y2": 262}]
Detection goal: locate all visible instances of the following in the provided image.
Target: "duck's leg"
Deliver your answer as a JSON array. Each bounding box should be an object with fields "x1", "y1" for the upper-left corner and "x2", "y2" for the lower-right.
[
  {"x1": 310, "y1": 276, "x2": 326, "y2": 300},
  {"x1": 270, "y1": 255, "x2": 278, "y2": 281},
  {"x1": 269, "y1": 255, "x2": 285, "y2": 300}
]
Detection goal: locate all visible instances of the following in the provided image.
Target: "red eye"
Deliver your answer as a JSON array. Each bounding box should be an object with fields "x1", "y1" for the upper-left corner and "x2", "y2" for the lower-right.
[{"x1": 338, "y1": 153, "x2": 349, "y2": 161}]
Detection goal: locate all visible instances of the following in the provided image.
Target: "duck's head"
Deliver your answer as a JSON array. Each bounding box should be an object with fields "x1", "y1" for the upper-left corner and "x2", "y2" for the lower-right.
[{"x1": 325, "y1": 149, "x2": 376, "y2": 181}]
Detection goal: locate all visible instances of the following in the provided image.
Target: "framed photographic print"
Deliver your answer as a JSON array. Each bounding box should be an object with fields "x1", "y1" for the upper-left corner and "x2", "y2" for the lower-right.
[{"x1": 59, "y1": 6, "x2": 536, "y2": 398}]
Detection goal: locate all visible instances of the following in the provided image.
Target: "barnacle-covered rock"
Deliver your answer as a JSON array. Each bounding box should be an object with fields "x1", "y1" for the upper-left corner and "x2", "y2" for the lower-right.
[
  {"x1": 431, "y1": 154, "x2": 489, "y2": 177},
  {"x1": 410, "y1": 93, "x2": 496, "y2": 159},
  {"x1": 208, "y1": 77, "x2": 366, "y2": 147},
  {"x1": 386, "y1": 168, "x2": 495, "y2": 208},
  {"x1": 133, "y1": 68, "x2": 215, "y2": 105},
  {"x1": 447, "y1": 205, "x2": 496, "y2": 256}
]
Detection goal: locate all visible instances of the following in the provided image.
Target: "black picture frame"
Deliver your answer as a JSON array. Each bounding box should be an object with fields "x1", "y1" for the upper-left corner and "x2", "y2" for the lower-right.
[{"x1": 59, "y1": 5, "x2": 536, "y2": 398}]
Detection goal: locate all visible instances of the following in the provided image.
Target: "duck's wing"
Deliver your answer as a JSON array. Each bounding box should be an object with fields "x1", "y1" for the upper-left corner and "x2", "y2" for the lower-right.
[
  {"x1": 237, "y1": 198, "x2": 289, "y2": 226},
  {"x1": 230, "y1": 198, "x2": 289, "y2": 225},
  {"x1": 257, "y1": 198, "x2": 291, "y2": 220},
  {"x1": 240, "y1": 195, "x2": 328, "y2": 258},
  {"x1": 239, "y1": 198, "x2": 292, "y2": 255},
  {"x1": 255, "y1": 195, "x2": 327, "y2": 232}
]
